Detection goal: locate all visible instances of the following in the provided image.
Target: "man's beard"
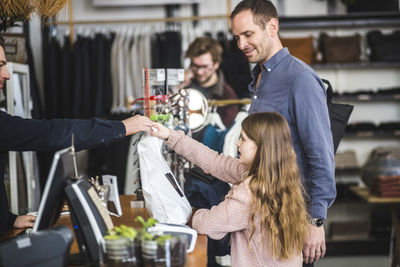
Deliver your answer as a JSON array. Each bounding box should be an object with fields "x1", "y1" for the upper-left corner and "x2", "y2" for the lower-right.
[{"x1": 196, "y1": 73, "x2": 214, "y2": 86}]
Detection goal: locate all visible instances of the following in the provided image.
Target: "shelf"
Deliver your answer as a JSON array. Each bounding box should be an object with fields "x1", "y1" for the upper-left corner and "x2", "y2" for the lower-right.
[
  {"x1": 312, "y1": 61, "x2": 400, "y2": 70},
  {"x1": 280, "y1": 12, "x2": 400, "y2": 29},
  {"x1": 335, "y1": 167, "x2": 361, "y2": 175},
  {"x1": 334, "y1": 93, "x2": 400, "y2": 102},
  {"x1": 326, "y1": 239, "x2": 390, "y2": 256},
  {"x1": 344, "y1": 130, "x2": 400, "y2": 138},
  {"x1": 335, "y1": 182, "x2": 364, "y2": 203}
]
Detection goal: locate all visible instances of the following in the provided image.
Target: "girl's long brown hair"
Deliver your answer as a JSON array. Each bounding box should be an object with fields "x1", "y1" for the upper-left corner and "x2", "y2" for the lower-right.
[{"x1": 242, "y1": 112, "x2": 308, "y2": 259}]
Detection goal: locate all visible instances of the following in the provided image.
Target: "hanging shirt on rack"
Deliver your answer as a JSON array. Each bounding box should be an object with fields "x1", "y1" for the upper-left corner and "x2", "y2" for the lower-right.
[
  {"x1": 220, "y1": 38, "x2": 252, "y2": 99},
  {"x1": 223, "y1": 111, "x2": 248, "y2": 158},
  {"x1": 61, "y1": 35, "x2": 73, "y2": 118},
  {"x1": 72, "y1": 35, "x2": 83, "y2": 118}
]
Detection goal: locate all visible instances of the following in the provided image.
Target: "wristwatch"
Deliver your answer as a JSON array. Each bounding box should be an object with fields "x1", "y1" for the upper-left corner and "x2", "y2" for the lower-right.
[{"x1": 309, "y1": 218, "x2": 325, "y2": 227}]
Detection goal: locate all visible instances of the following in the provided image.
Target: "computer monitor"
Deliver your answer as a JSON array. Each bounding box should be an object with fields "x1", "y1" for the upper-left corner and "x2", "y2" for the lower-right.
[
  {"x1": 32, "y1": 146, "x2": 77, "y2": 232},
  {"x1": 65, "y1": 178, "x2": 114, "y2": 265}
]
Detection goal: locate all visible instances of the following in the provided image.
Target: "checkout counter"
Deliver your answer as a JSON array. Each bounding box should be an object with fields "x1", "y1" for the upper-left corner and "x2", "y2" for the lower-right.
[{"x1": 2, "y1": 195, "x2": 207, "y2": 267}]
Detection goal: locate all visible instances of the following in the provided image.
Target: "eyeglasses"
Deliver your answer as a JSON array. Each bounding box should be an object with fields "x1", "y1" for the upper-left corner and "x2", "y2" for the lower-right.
[{"x1": 190, "y1": 63, "x2": 214, "y2": 72}]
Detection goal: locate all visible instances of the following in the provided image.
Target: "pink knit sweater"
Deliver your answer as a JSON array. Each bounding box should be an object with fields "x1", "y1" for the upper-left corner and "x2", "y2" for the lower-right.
[{"x1": 166, "y1": 129, "x2": 302, "y2": 267}]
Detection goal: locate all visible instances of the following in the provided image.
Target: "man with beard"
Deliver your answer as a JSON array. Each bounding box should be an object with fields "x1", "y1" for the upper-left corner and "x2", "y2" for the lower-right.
[{"x1": 183, "y1": 37, "x2": 238, "y2": 128}]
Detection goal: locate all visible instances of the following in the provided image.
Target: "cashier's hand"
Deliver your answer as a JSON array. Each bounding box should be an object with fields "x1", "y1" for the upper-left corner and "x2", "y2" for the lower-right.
[
  {"x1": 122, "y1": 115, "x2": 153, "y2": 136},
  {"x1": 303, "y1": 225, "x2": 326, "y2": 264},
  {"x1": 149, "y1": 122, "x2": 170, "y2": 140},
  {"x1": 13, "y1": 215, "x2": 35, "y2": 229}
]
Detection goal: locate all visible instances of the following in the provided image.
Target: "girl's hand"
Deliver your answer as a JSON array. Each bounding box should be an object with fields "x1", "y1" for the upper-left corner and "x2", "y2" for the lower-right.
[{"x1": 150, "y1": 122, "x2": 170, "y2": 140}]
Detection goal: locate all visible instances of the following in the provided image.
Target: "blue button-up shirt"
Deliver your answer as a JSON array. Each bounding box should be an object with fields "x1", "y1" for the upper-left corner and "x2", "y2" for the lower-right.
[{"x1": 248, "y1": 48, "x2": 336, "y2": 219}]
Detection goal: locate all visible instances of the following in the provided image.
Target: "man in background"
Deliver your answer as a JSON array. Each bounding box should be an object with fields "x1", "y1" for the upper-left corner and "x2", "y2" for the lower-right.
[
  {"x1": 183, "y1": 36, "x2": 238, "y2": 128},
  {"x1": 231, "y1": 0, "x2": 336, "y2": 266},
  {"x1": 0, "y1": 35, "x2": 152, "y2": 236}
]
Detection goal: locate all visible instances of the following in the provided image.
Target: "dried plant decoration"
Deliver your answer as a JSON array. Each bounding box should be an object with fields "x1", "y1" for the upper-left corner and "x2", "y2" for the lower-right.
[
  {"x1": 0, "y1": 0, "x2": 35, "y2": 19},
  {"x1": 0, "y1": 0, "x2": 68, "y2": 30},
  {"x1": 34, "y1": 0, "x2": 69, "y2": 19},
  {"x1": 0, "y1": 0, "x2": 34, "y2": 31},
  {"x1": 1, "y1": 0, "x2": 35, "y2": 20}
]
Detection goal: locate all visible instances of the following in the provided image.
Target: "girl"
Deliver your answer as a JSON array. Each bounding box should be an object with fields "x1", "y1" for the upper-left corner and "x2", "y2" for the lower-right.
[{"x1": 150, "y1": 112, "x2": 308, "y2": 266}]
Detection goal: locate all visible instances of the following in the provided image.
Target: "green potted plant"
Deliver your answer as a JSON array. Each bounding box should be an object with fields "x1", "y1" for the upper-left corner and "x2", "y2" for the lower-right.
[
  {"x1": 103, "y1": 224, "x2": 139, "y2": 266},
  {"x1": 135, "y1": 216, "x2": 186, "y2": 267}
]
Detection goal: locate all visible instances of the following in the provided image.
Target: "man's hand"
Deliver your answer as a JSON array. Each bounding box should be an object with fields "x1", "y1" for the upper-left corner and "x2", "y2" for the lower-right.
[
  {"x1": 303, "y1": 224, "x2": 326, "y2": 264},
  {"x1": 13, "y1": 215, "x2": 35, "y2": 229},
  {"x1": 122, "y1": 115, "x2": 153, "y2": 136}
]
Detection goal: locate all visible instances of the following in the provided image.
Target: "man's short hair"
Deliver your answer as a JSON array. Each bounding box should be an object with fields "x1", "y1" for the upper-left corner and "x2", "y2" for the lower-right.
[
  {"x1": 231, "y1": 0, "x2": 278, "y2": 29},
  {"x1": 0, "y1": 35, "x2": 5, "y2": 49},
  {"x1": 185, "y1": 37, "x2": 223, "y2": 63}
]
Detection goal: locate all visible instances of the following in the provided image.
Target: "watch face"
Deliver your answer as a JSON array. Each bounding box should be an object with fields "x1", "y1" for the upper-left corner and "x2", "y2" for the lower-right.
[{"x1": 310, "y1": 218, "x2": 324, "y2": 227}]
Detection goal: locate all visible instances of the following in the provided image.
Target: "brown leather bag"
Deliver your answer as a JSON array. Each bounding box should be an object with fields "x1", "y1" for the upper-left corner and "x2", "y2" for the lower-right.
[
  {"x1": 319, "y1": 33, "x2": 361, "y2": 63},
  {"x1": 281, "y1": 36, "x2": 314, "y2": 65},
  {"x1": 2, "y1": 33, "x2": 27, "y2": 64}
]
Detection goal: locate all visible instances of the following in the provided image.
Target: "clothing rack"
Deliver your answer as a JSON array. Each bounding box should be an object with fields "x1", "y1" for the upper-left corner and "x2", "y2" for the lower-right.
[
  {"x1": 54, "y1": 14, "x2": 230, "y2": 25},
  {"x1": 208, "y1": 98, "x2": 251, "y2": 107},
  {"x1": 51, "y1": 0, "x2": 232, "y2": 44}
]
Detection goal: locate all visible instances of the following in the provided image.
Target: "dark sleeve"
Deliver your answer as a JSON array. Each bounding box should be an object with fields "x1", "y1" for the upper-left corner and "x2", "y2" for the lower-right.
[
  {"x1": 7, "y1": 212, "x2": 17, "y2": 229},
  {"x1": 217, "y1": 82, "x2": 239, "y2": 128},
  {"x1": 0, "y1": 110, "x2": 126, "y2": 152}
]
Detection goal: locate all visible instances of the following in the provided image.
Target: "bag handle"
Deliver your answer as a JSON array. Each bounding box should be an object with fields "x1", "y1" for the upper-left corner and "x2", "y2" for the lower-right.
[{"x1": 321, "y1": 78, "x2": 333, "y2": 104}]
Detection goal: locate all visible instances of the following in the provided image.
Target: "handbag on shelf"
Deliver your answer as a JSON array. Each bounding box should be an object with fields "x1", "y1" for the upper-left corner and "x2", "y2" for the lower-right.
[
  {"x1": 281, "y1": 36, "x2": 315, "y2": 65},
  {"x1": 367, "y1": 30, "x2": 400, "y2": 62},
  {"x1": 322, "y1": 79, "x2": 354, "y2": 154},
  {"x1": 345, "y1": 0, "x2": 399, "y2": 13},
  {"x1": 2, "y1": 33, "x2": 27, "y2": 64},
  {"x1": 319, "y1": 33, "x2": 361, "y2": 63}
]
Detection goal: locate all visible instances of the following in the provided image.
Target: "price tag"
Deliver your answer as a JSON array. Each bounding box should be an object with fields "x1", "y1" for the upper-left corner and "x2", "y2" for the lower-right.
[
  {"x1": 357, "y1": 131, "x2": 373, "y2": 137},
  {"x1": 157, "y1": 69, "x2": 166, "y2": 81},
  {"x1": 357, "y1": 94, "x2": 371, "y2": 101}
]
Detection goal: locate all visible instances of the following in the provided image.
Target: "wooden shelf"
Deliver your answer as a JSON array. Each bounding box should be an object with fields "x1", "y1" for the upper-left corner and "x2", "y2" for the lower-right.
[
  {"x1": 350, "y1": 186, "x2": 400, "y2": 204},
  {"x1": 335, "y1": 167, "x2": 361, "y2": 175},
  {"x1": 326, "y1": 239, "x2": 390, "y2": 256}
]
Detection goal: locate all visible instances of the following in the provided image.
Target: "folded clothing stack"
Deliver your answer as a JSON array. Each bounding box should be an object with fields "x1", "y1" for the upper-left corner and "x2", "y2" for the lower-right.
[
  {"x1": 370, "y1": 175, "x2": 400, "y2": 198},
  {"x1": 335, "y1": 150, "x2": 359, "y2": 170}
]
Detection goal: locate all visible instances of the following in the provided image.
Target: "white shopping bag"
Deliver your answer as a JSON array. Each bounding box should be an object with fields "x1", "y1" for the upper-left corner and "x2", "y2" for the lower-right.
[{"x1": 137, "y1": 135, "x2": 192, "y2": 224}]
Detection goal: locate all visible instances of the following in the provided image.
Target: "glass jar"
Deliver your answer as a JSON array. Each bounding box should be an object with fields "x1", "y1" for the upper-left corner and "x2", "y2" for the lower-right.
[
  {"x1": 101, "y1": 237, "x2": 140, "y2": 267},
  {"x1": 141, "y1": 236, "x2": 186, "y2": 267}
]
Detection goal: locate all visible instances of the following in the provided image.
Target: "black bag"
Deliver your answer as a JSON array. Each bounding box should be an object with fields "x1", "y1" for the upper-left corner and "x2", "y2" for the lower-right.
[
  {"x1": 345, "y1": 0, "x2": 399, "y2": 13},
  {"x1": 188, "y1": 166, "x2": 216, "y2": 184},
  {"x1": 367, "y1": 30, "x2": 400, "y2": 62},
  {"x1": 322, "y1": 79, "x2": 354, "y2": 154}
]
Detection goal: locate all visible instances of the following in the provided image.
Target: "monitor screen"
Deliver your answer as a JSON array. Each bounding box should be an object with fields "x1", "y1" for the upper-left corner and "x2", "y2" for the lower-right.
[{"x1": 32, "y1": 146, "x2": 77, "y2": 232}]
